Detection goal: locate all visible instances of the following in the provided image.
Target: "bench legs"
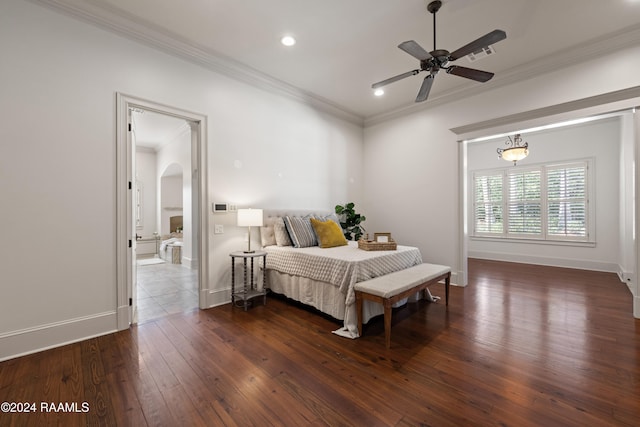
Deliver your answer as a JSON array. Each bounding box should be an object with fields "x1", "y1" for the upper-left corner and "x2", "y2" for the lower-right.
[
  {"x1": 356, "y1": 291, "x2": 364, "y2": 338},
  {"x1": 355, "y1": 271, "x2": 451, "y2": 349},
  {"x1": 355, "y1": 291, "x2": 404, "y2": 349},
  {"x1": 358, "y1": 297, "x2": 396, "y2": 349},
  {"x1": 445, "y1": 273, "x2": 450, "y2": 306},
  {"x1": 383, "y1": 300, "x2": 392, "y2": 349}
]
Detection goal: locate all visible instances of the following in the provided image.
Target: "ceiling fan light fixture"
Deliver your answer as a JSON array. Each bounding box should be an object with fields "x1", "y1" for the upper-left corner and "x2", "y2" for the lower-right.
[
  {"x1": 497, "y1": 134, "x2": 529, "y2": 165},
  {"x1": 370, "y1": 1, "x2": 506, "y2": 103},
  {"x1": 280, "y1": 35, "x2": 296, "y2": 46}
]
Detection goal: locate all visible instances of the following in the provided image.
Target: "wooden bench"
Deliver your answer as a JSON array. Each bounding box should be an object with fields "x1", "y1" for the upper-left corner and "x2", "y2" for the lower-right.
[{"x1": 354, "y1": 263, "x2": 451, "y2": 348}]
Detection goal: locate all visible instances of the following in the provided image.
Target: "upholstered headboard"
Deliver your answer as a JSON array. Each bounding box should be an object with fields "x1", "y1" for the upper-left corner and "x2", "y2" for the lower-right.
[
  {"x1": 260, "y1": 209, "x2": 336, "y2": 248},
  {"x1": 263, "y1": 209, "x2": 333, "y2": 226}
]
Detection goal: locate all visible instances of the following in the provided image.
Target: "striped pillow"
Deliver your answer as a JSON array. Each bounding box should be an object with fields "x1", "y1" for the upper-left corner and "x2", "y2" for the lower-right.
[{"x1": 283, "y1": 215, "x2": 317, "y2": 248}]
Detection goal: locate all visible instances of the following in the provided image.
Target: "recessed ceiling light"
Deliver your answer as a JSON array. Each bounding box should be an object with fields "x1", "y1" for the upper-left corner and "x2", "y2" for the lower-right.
[
  {"x1": 281, "y1": 36, "x2": 296, "y2": 46},
  {"x1": 374, "y1": 88, "x2": 384, "y2": 97}
]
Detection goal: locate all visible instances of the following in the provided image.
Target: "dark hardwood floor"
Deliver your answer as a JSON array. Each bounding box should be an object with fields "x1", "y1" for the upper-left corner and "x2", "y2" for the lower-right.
[{"x1": 1, "y1": 259, "x2": 639, "y2": 426}]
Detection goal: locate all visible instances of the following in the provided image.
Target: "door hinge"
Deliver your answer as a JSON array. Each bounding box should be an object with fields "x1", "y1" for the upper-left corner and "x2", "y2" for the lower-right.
[
  {"x1": 128, "y1": 240, "x2": 132, "y2": 248},
  {"x1": 128, "y1": 181, "x2": 132, "y2": 190},
  {"x1": 128, "y1": 123, "x2": 132, "y2": 132},
  {"x1": 129, "y1": 298, "x2": 132, "y2": 306}
]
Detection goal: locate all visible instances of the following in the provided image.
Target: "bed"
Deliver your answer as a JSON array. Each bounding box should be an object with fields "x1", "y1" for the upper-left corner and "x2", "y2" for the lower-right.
[{"x1": 260, "y1": 210, "x2": 425, "y2": 338}]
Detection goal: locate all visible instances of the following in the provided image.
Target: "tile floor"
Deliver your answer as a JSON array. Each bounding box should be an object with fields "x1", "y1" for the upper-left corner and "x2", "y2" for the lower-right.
[{"x1": 136, "y1": 258, "x2": 199, "y2": 324}]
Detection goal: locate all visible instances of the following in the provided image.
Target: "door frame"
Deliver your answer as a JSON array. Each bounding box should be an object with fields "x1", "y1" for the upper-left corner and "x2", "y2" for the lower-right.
[
  {"x1": 116, "y1": 93, "x2": 209, "y2": 330},
  {"x1": 453, "y1": 87, "x2": 640, "y2": 318}
]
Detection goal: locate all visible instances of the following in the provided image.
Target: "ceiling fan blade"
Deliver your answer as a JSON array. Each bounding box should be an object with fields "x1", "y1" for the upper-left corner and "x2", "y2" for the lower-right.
[
  {"x1": 446, "y1": 65, "x2": 494, "y2": 82},
  {"x1": 372, "y1": 69, "x2": 420, "y2": 89},
  {"x1": 448, "y1": 29, "x2": 506, "y2": 61},
  {"x1": 415, "y1": 75, "x2": 435, "y2": 102},
  {"x1": 398, "y1": 40, "x2": 432, "y2": 61}
]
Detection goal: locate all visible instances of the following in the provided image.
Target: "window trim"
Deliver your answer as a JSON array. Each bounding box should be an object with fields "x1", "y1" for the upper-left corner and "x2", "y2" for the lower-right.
[{"x1": 471, "y1": 158, "x2": 595, "y2": 245}]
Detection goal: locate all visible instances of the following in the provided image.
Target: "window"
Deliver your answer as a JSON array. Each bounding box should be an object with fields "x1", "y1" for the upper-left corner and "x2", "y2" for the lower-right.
[
  {"x1": 507, "y1": 169, "x2": 541, "y2": 236},
  {"x1": 547, "y1": 165, "x2": 587, "y2": 238},
  {"x1": 474, "y1": 173, "x2": 503, "y2": 234},
  {"x1": 472, "y1": 160, "x2": 591, "y2": 243}
]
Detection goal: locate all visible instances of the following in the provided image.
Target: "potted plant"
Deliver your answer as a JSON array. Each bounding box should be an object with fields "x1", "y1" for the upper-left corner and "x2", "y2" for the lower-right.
[{"x1": 335, "y1": 202, "x2": 366, "y2": 241}]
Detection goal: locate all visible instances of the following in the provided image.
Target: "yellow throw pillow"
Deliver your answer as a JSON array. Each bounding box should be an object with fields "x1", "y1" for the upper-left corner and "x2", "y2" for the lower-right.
[{"x1": 310, "y1": 218, "x2": 348, "y2": 248}]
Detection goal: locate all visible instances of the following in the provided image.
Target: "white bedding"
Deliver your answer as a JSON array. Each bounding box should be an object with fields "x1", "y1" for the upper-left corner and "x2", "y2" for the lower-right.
[
  {"x1": 158, "y1": 237, "x2": 183, "y2": 263},
  {"x1": 264, "y1": 241, "x2": 423, "y2": 337},
  {"x1": 159, "y1": 237, "x2": 182, "y2": 252}
]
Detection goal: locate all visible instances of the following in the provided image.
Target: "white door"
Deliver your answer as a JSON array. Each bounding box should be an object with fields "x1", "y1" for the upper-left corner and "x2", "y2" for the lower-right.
[{"x1": 128, "y1": 108, "x2": 138, "y2": 324}]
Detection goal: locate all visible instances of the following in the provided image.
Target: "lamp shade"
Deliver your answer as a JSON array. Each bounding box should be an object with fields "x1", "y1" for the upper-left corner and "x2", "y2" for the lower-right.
[
  {"x1": 500, "y1": 146, "x2": 529, "y2": 163},
  {"x1": 237, "y1": 208, "x2": 263, "y2": 227},
  {"x1": 497, "y1": 134, "x2": 529, "y2": 165}
]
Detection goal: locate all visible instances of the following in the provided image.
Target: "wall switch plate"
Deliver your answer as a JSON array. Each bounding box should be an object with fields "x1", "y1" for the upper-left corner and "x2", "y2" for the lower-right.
[{"x1": 214, "y1": 224, "x2": 224, "y2": 234}]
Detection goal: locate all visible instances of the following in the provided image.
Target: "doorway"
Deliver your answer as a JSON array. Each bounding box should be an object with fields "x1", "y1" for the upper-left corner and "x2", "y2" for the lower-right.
[
  {"x1": 131, "y1": 110, "x2": 198, "y2": 323},
  {"x1": 116, "y1": 93, "x2": 208, "y2": 330},
  {"x1": 452, "y1": 90, "x2": 640, "y2": 318}
]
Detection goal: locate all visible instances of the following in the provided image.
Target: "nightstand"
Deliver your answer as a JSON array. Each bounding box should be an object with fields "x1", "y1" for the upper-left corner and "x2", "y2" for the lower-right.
[{"x1": 229, "y1": 250, "x2": 267, "y2": 311}]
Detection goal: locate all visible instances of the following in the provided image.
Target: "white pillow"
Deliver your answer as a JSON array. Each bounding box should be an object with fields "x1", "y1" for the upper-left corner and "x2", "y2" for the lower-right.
[
  {"x1": 260, "y1": 225, "x2": 276, "y2": 247},
  {"x1": 273, "y1": 217, "x2": 293, "y2": 247}
]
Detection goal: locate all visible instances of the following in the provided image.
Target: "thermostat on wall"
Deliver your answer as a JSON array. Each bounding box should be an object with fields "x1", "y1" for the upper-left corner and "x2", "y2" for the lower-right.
[{"x1": 213, "y1": 202, "x2": 228, "y2": 213}]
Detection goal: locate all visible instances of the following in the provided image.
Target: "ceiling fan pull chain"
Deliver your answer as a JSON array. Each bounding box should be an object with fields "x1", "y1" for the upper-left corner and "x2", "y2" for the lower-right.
[{"x1": 433, "y1": 5, "x2": 437, "y2": 51}]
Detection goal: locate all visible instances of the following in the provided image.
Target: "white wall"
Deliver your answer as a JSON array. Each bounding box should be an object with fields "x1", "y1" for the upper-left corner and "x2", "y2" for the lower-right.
[
  {"x1": 362, "y1": 111, "x2": 459, "y2": 271},
  {"x1": 157, "y1": 125, "x2": 192, "y2": 265},
  {"x1": 135, "y1": 149, "x2": 158, "y2": 237},
  {"x1": 467, "y1": 117, "x2": 621, "y2": 272},
  {"x1": 0, "y1": 0, "x2": 363, "y2": 360},
  {"x1": 619, "y1": 113, "x2": 636, "y2": 287},
  {"x1": 206, "y1": 85, "x2": 364, "y2": 304},
  {"x1": 160, "y1": 176, "x2": 182, "y2": 231}
]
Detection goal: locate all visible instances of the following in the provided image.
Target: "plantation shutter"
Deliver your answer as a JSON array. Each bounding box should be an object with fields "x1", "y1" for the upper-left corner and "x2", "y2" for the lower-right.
[
  {"x1": 547, "y1": 163, "x2": 587, "y2": 238},
  {"x1": 474, "y1": 173, "x2": 503, "y2": 234},
  {"x1": 472, "y1": 160, "x2": 591, "y2": 242},
  {"x1": 507, "y1": 169, "x2": 541, "y2": 236}
]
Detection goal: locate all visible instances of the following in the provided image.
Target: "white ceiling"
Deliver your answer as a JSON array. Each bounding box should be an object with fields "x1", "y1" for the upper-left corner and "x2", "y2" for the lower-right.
[
  {"x1": 132, "y1": 110, "x2": 187, "y2": 150},
  {"x1": 43, "y1": 0, "x2": 640, "y2": 124}
]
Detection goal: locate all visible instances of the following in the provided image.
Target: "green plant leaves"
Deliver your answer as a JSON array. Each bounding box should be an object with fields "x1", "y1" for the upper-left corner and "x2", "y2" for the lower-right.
[{"x1": 335, "y1": 202, "x2": 366, "y2": 241}]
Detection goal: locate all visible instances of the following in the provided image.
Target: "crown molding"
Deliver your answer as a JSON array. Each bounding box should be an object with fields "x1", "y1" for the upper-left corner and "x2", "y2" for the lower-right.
[
  {"x1": 29, "y1": 1, "x2": 640, "y2": 129},
  {"x1": 364, "y1": 23, "x2": 640, "y2": 127},
  {"x1": 30, "y1": 0, "x2": 365, "y2": 126}
]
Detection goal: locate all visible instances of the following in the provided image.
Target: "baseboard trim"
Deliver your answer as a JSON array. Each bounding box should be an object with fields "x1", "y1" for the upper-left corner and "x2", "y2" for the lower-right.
[
  {"x1": 468, "y1": 250, "x2": 619, "y2": 274},
  {"x1": 182, "y1": 257, "x2": 198, "y2": 269},
  {"x1": 0, "y1": 311, "x2": 118, "y2": 362},
  {"x1": 117, "y1": 304, "x2": 130, "y2": 330},
  {"x1": 451, "y1": 271, "x2": 464, "y2": 287},
  {"x1": 617, "y1": 267, "x2": 634, "y2": 288},
  {"x1": 205, "y1": 287, "x2": 231, "y2": 308}
]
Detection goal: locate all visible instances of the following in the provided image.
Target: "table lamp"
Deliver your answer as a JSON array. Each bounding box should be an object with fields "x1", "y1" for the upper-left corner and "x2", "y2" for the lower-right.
[{"x1": 237, "y1": 208, "x2": 263, "y2": 253}]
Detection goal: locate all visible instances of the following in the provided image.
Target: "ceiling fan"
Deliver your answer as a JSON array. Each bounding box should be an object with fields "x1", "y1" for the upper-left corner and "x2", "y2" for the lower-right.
[{"x1": 372, "y1": 0, "x2": 507, "y2": 102}]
